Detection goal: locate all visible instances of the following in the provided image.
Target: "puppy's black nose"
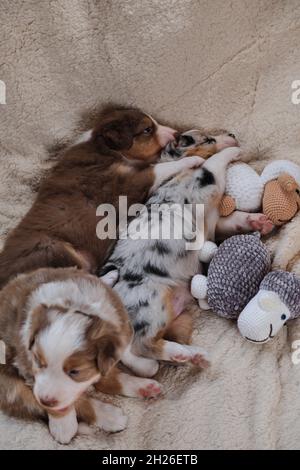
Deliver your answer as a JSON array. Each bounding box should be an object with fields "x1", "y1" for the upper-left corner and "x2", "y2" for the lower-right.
[
  {"x1": 228, "y1": 133, "x2": 236, "y2": 139},
  {"x1": 40, "y1": 397, "x2": 58, "y2": 408}
]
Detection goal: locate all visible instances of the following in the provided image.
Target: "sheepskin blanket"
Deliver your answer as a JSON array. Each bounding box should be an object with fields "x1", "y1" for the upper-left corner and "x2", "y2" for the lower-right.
[{"x1": 1, "y1": 0, "x2": 300, "y2": 450}]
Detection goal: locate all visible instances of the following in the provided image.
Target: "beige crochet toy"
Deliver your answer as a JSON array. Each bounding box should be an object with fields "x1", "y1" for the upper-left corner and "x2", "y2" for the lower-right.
[{"x1": 219, "y1": 160, "x2": 300, "y2": 226}]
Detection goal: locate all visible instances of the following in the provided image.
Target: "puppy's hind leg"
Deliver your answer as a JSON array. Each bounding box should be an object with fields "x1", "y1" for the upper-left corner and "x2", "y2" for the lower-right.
[
  {"x1": 121, "y1": 345, "x2": 159, "y2": 377},
  {"x1": 216, "y1": 211, "x2": 274, "y2": 240},
  {"x1": 95, "y1": 367, "x2": 162, "y2": 399},
  {"x1": 139, "y1": 338, "x2": 210, "y2": 369},
  {"x1": 163, "y1": 311, "x2": 194, "y2": 345}
]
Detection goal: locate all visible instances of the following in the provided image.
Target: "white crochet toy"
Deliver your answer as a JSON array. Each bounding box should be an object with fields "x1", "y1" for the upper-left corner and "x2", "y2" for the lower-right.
[
  {"x1": 220, "y1": 159, "x2": 300, "y2": 226},
  {"x1": 238, "y1": 271, "x2": 300, "y2": 343}
]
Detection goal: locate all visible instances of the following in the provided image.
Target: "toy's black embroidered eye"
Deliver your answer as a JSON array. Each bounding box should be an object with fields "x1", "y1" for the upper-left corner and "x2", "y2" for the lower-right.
[
  {"x1": 228, "y1": 133, "x2": 236, "y2": 139},
  {"x1": 296, "y1": 189, "x2": 300, "y2": 195},
  {"x1": 281, "y1": 314, "x2": 287, "y2": 321}
]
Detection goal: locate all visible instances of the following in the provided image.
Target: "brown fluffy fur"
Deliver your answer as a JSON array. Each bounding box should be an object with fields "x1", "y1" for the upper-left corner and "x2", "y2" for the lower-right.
[
  {"x1": 0, "y1": 108, "x2": 172, "y2": 289},
  {"x1": 0, "y1": 267, "x2": 132, "y2": 422}
]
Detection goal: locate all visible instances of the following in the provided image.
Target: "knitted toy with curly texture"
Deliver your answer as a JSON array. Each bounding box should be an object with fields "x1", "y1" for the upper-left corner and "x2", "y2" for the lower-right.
[{"x1": 191, "y1": 233, "x2": 271, "y2": 318}]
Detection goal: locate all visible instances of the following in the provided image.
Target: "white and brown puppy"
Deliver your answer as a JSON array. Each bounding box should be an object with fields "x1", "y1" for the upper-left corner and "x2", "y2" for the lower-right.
[{"x1": 0, "y1": 268, "x2": 161, "y2": 444}]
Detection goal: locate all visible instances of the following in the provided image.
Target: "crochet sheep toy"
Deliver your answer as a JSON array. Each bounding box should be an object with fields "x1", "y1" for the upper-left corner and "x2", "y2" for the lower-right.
[
  {"x1": 219, "y1": 160, "x2": 300, "y2": 226},
  {"x1": 192, "y1": 234, "x2": 300, "y2": 343},
  {"x1": 238, "y1": 270, "x2": 300, "y2": 343}
]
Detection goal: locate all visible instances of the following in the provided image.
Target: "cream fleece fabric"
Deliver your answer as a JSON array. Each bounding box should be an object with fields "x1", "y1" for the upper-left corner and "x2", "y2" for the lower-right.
[{"x1": 1, "y1": 0, "x2": 300, "y2": 450}]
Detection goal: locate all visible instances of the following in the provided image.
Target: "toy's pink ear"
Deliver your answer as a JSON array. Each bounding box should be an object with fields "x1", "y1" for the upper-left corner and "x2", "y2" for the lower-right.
[{"x1": 278, "y1": 173, "x2": 298, "y2": 193}]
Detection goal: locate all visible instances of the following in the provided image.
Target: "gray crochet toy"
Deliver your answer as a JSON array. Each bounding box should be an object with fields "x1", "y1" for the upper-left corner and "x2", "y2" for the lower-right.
[
  {"x1": 238, "y1": 270, "x2": 300, "y2": 342},
  {"x1": 191, "y1": 234, "x2": 300, "y2": 343},
  {"x1": 191, "y1": 233, "x2": 271, "y2": 318}
]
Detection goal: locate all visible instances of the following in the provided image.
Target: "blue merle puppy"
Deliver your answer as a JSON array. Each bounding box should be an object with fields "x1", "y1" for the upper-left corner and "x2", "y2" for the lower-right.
[{"x1": 101, "y1": 131, "x2": 242, "y2": 378}]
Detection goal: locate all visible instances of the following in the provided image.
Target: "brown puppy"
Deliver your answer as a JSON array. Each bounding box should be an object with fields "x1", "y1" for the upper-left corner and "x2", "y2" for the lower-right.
[
  {"x1": 0, "y1": 267, "x2": 162, "y2": 444},
  {"x1": 0, "y1": 107, "x2": 202, "y2": 288}
]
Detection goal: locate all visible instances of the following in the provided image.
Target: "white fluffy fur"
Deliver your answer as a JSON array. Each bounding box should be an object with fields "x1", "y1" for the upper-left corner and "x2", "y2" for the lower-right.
[
  {"x1": 26, "y1": 278, "x2": 120, "y2": 328},
  {"x1": 33, "y1": 312, "x2": 100, "y2": 410}
]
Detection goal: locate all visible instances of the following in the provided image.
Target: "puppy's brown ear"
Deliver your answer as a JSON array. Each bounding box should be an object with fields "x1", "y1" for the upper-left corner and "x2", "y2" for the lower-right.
[
  {"x1": 97, "y1": 121, "x2": 134, "y2": 150},
  {"x1": 28, "y1": 304, "x2": 49, "y2": 350},
  {"x1": 88, "y1": 318, "x2": 123, "y2": 376},
  {"x1": 95, "y1": 334, "x2": 122, "y2": 376}
]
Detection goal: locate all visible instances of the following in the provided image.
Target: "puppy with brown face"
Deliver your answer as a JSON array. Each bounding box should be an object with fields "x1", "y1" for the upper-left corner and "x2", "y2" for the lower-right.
[
  {"x1": 92, "y1": 107, "x2": 176, "y2": 163},
  {"x1": 0, "y1": 106, "x2": 203, "y2": 289},
  {"x1": 0, "y1": 267, "x2": 163, "y2": 444}
]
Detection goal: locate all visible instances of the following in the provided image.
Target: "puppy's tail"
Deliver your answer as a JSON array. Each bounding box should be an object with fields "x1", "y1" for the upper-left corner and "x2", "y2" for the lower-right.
[{"x1": 0, "y1": 365, "x2": 46, "y2": 422}]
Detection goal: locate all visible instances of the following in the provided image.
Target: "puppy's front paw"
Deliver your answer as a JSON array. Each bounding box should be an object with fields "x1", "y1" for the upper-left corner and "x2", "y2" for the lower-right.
[
  {"x1": 171, "y1": 345, "x2": 210, "y2": 369},
  {"x1": 219, "y1": 146, "x2": 241, "y2": 161},
  {"x1": 137, "y1": 379, "x2": 163, "y2": 399},
  {"x1": 183, "y1": 156, "x2": 205, "y2": 169},
  {"x1": 48, "y1": 409, "x2": 78, "y2": 444},
  {"x1": 91, "y1": 399, "x2": 128, "y2": 433}
]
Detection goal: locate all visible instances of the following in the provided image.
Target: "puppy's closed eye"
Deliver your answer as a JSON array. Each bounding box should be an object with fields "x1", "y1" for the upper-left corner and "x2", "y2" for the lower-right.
[
  {"x1": 67, "y1": 369, "x2": 80, "y2": 378},
  {"x1": 203, "y1": 137, "x2": 216, "y2": 144},
  {"x1": 32, "y1": 347, "x2": 47, "y2": 369},
  {"x1": 65, "y1": 366, "x2": 97, "y2": 382},
  {"x1": 63, "y1": 353, "x2": 99, "y2": 382}
]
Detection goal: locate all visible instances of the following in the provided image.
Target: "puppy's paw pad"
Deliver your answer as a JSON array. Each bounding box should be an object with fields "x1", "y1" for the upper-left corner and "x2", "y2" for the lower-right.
[
  {"x1": 247, "y1": 214, "x2": 274, "y2": 235},
  {"x1": 171, "y1": 354, "x2": 190, "y2": 363},
  {"x1": 138, "y1": 381, "x2": 162, "y2": 399},
  {"x1": 191, "y1": 353, "x2": 210, "y2": 368}
]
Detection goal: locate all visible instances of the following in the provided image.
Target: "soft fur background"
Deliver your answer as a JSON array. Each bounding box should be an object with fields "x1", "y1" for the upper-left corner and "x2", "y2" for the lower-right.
[{"x1": 1, "y1": 0, "x2": 300, "y2": 450}]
